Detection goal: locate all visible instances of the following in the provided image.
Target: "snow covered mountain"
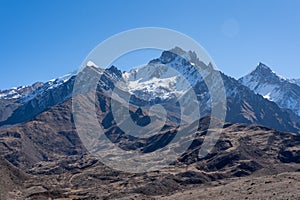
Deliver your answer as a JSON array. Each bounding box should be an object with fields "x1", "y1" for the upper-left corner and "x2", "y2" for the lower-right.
[
  {"x1": 239, "y1": 63, "x2": 300, "y2": 116},
  {"x1": 122, "y1": 47, "x2": 208, "y2": 101},
  {"x1": 122, "y1": 49, "x2": 300, "y2": 132},
  {"x1": 0, "y1": 72, "x2": 76, "y2": 124},
  {"x1": 0, "y1": 72, "x2": 76, "y2": 102},
  {"x1": 0, "y1": 83, "x2": 43, "y2": 100}
]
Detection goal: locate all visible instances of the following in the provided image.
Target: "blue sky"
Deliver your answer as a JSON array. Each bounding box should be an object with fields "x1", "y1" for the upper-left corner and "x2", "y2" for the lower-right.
[{"x1": 0, "y1": 0, "x2": 300, "y2": 89}]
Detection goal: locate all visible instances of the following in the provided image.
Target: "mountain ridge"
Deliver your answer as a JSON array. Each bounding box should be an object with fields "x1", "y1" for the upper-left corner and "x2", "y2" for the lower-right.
[{"x1": 0, "y1": 48, "x2": 300, "y2": 134}]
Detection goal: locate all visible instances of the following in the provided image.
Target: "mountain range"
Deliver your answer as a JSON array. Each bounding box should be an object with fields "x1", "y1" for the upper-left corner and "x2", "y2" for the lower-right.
[
  {"x1": 0, "y1": 47, "x2": 300, "y2": 199},
  {"x1": 0, "y1": 48, "x2": 299, "y2": 133}
]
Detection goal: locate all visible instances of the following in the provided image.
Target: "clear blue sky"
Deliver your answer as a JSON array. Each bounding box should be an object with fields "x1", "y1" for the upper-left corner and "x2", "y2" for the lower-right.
[{"x1": 1, "y1": 0, "x2": 300, "y2": 89}]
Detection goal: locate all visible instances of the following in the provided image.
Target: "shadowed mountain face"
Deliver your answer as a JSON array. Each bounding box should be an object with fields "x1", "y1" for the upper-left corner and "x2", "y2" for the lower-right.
[
  {"x1": 223, "y1": 73, "x2": 300, "y2": 133},
  {"x1": 0, "y1": 82, "x2": 44, "y2": 122}
]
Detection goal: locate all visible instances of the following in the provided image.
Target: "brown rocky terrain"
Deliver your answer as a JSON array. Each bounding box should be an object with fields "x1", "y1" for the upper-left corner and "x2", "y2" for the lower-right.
[
  {"x1": 0, "y1": 110, "x2": 299, "y2": 199},
  {"x1": 160, "y1": 172, "x2": 300, "y2": 200},
  {"x1": 0, "y1": 156, "x2": 27, "y2": 200}
]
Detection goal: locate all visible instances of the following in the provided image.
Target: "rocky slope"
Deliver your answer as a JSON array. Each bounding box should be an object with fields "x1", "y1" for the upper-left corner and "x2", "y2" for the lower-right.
[
  {"x1": 160, "y1": 172, "x2": 300, "y2": 200},
  {"x1": 0, "y1": 156, "x2": 27, "y2": 200}
]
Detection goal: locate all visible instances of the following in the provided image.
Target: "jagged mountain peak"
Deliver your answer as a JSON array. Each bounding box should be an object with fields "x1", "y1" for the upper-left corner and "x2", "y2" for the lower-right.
[
  {"x1": 122, "y1": 47, "x2": 213, "y2": 101},
  {"x1": 240, "y1": 63, "x2": 288, "y2": 88},
  {"x1": 256, "y1": 62, "x2": 271, "y2": 71},
  {"x1": 250, "y1": 62, "x2": 280, "y2": 79},
  {"x1": 160, "y1": 47, "x2": 186, "y2": 61},
  {"x1": 148, "y1": 47, "x2": 206, "y2": 69},
  {"x1": 106, "y1": 65, "x2": 123, "y2": 79},
  {"x1": 239, "y1": 63, "x2": 300, "y2": 116}
]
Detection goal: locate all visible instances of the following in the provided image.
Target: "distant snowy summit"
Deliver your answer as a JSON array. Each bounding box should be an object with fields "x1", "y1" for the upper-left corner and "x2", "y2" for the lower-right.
[
  {"x1": 0, "y1": 83, "x2": 44, "y2": 100},
  {"x1": 239, "y1": 62, "x2": 300, "y2": 116},
  {"x1": 0, "y1": 71, "x2": 76, "y2": 102}
]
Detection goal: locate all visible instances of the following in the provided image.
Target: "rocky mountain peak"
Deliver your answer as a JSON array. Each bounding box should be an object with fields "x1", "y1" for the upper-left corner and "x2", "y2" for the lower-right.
[
  {"x1": 106, "y1": 65, "x2": 123, "y2": 79},
  {"x1": 256, "y1": 62, "x2": 272, "y2": 71},
  {"x1": 249, "y1": 62, "x2": 277, "y2": 80},
  {"x1": 239, "y1": 63, "x2": 300, "y2": 117}
]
